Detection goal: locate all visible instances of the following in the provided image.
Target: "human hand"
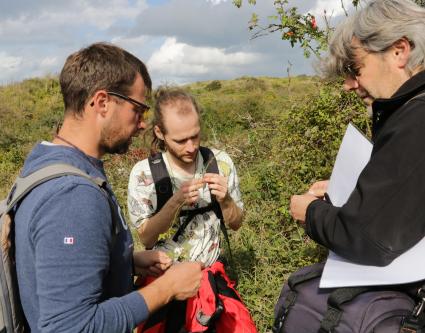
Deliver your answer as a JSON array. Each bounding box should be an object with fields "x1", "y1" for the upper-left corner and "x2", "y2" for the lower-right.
[
  {"x1": 133, "y1": 250, "x2": 172, "y2": 277},
  {"x1": 307, "y1": 180, "x2": 329, "y2": 198},
  {"x1": 175, "y1": 178, "x2": 204, "y2": 206},
  {"x1": 290, "y1": 193, "x2": 318, "y2": 223},
  {"x1": 162, "y1": 261, "x2": 202, "y2": 300},
  {"x1": 203, "y1": 173, "x2": 229, "y2": 203},
  {"x1": 138, "y1": 261, "x2": 202, "y2": 312}
]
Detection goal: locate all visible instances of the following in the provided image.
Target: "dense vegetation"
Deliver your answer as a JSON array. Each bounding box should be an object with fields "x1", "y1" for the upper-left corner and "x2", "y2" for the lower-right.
[{"x1": 0, "y1": 75, "x2": 371, "y2": 332}]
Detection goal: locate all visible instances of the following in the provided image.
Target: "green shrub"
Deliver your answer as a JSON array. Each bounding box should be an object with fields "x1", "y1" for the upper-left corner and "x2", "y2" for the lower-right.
[
  {"x1": 205, "y1": 80, "x2": 222, "y2": 91},
  {"x1": 200, "y1": 81, "x2": 370, "y2": 330}
]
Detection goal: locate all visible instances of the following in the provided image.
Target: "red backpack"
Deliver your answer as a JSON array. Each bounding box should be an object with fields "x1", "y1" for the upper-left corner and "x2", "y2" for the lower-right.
[{"x1": 136, "y1": 261, "x2": 257, "y2": 333}]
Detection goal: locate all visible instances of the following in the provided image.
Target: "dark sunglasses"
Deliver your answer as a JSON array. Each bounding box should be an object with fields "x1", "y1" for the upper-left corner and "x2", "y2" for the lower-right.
[{"x1": 107, "y1": 91, "x2": 150, "y2": 115}]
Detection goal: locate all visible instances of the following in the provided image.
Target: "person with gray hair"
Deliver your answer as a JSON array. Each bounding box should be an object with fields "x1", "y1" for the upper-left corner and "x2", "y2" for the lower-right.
[{"x1": 290, "y1": 0, "x2": 425, "y2": 266}]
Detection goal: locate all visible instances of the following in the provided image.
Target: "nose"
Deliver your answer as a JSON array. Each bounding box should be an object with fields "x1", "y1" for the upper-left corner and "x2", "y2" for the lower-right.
[
  {"x1": 186, "y1": 139, "x2": 196, "y2": 153},
  {"x1": 137, "y1": 119, "x2": 147, "y2": 130},
  {"x1": 343, "y1": 76, "x2": 359, "y2": 92}
]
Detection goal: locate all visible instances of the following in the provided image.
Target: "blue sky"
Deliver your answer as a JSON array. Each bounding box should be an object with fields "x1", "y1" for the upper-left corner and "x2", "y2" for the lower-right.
[{"x1": 0, "y1": 0, "x2": 352, "y2": 86}]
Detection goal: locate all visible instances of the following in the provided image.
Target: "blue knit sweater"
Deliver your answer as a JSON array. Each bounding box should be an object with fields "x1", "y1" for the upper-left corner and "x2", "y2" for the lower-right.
[{"x1": 14, "y1": 142, "x2": 148, "y2": 332}]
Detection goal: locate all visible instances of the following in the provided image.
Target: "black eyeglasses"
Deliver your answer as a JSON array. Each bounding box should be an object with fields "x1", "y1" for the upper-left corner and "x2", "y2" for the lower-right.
[
  {"x1": 344, "y1": 62, "x2": 361, "y2": 78},
  {"x1": 106, "y1": 91, "x2": 150, "y2": 117}
]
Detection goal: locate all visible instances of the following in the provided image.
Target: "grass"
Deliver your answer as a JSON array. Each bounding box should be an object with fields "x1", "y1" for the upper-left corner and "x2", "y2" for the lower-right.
[{"x1": 0, "y1": 75, "x2": 370, "y2": 332}]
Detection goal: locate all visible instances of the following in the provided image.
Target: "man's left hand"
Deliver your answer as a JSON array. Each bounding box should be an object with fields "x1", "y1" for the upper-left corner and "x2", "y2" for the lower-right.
[
  {"x1": 203, "y1": 173, "x2": 229, "y2": 203},
  {"x1": 133, "y1": 250, "x2": 172, "y2": 277}
]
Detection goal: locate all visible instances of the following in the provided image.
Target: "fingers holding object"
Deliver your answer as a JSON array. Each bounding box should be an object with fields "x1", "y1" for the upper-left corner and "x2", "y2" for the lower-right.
[{"x1": 203, "y1": 173, "x2": 227, "y2": 187}]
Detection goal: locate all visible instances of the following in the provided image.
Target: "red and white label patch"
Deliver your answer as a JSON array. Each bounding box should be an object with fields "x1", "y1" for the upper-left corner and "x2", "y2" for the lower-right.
[{"x1": 64, "y1": 237, "x2": 74, "y2": 245}]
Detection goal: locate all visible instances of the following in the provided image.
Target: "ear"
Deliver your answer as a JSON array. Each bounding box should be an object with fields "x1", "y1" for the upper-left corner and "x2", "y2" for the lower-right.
[
  {"x1": 90, "y1": 90, "x2": 109, "y2": 117},
  {"x1": 154, "y1": 125, "x2": 164, "y2": 140},
  {"x1": 392, "y1": 38, "x2": 411, "y2": 69}
]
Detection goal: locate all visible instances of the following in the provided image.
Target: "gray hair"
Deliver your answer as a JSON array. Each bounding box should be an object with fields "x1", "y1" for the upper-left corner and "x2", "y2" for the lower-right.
[{"x1": 322, "y1": 0, "x2": 425, "y2": 78}]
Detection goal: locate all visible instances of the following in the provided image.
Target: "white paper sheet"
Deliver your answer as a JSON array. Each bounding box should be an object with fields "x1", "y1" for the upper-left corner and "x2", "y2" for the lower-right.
[
  {"x1": 320, "y1": 123, "x2": 425, "y2": 288},
  {"x1": 326, "y1": 123, "x2": 372, "y2": 207},
  {"x1": 320, "y1": 242, "x2": 425, "y2": 288}
]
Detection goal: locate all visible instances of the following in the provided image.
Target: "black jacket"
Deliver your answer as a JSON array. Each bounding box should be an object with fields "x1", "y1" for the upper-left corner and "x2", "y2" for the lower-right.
[{"x1": 306, "y1": 70, "x2": 425, "y2": 266}]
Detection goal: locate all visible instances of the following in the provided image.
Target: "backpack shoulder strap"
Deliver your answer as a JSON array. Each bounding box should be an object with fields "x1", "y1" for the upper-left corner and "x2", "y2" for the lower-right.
[
  {"x1": 319, "y1": 286, "x2": 372, "y2": 333},
  {"x1": 273, "y1": 263, "x2": 325, "y2": 333},
  {"x1": 148, "y1": 153, "x2": 173, "y2": 214},
  {"x1": 5, "y1": 163, "x2": 105, "y2": 213},
  {"x1": 199, "y1": 147, "x2": 238, "y2": 278},
  {"x1": 199, "y1": 146, "x2": 218, "y2": 174},
  {"x1": 199, "y1": 147, "x2": 223, "y2": 218},
  {"x1": 148, "y1": 147, "x2": 219, "y2": 215},
  {"x1": 0, "y1": 163, "x2": 118, "y2": 333},
  {"x1": 149, "y1": 148, "x2": 234, "y2": 263},
  {"x1": 4, "y1": 163, "x2": 118, "y2": 236}
]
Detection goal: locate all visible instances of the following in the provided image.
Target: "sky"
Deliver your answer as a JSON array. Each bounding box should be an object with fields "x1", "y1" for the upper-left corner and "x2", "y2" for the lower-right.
[{"x1": 0, "y1": 0, "x2": 353, "y2": 86}]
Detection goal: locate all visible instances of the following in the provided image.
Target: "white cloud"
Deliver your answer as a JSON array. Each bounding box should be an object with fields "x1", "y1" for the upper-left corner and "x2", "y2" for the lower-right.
[
  {"x1": 0, "y1": 0, "x2": 318, "y2": 85},
  {"x1": 0, "y1": 52, "x2": 22, "y2": 72},
  {"x1": 308, "y1": 0, "x2": 354, "y2": 18},
  {"x1": 76, "y1": 0, "x2": 147, "y2": 30},
  {"x1": 0, "y1": 0, "x2": 148, "y2": 42},
  {"x1": 111, "y1": 35, "x2": 148, "y2": 50},
  {"x1": 147, "y1": 37, "x2": 259, "y2": 77},
  {"x1": 40, "y1": 57, "x2": 58, "y2": 68},
  {"x1": 0, "y1": 0, "x2": 149, "y2": 83},
  {"x1": 206, "y1": 0, "x2": 228, "y2": 5}
]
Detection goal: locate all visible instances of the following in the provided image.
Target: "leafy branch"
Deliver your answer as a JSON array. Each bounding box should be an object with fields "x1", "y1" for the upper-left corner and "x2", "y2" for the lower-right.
[{"x1": 234, "y1": 0, "x2": 424, "y2": 58}]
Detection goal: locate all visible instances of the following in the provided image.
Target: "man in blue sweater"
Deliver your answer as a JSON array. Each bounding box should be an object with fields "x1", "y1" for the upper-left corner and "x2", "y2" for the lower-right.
[{"x1": 14, "y1": 42, "x2": 202, "y2": 332}]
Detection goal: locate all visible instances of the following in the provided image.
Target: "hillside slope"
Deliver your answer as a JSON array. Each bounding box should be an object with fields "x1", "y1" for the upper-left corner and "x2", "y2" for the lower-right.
[{"x1": 0, "y1": 75, "x2": 370, "y2": 331}]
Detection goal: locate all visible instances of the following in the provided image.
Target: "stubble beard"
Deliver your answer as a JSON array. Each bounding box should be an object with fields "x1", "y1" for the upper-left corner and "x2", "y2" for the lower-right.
[
  {"x1": 100, "y1": 124, "x2": 132, "y2": 155},
  {"x1": 167, "y1": 145, "x2": 198, "y2": 166}
]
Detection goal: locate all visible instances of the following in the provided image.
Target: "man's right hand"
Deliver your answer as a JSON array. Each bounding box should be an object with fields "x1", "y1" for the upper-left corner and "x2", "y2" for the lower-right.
[
  {"x1": 136, "y1": 178, "x2": 204, "y2": 248},
  {"x1": 175, "y1": 178, "x2": 204, "y2": 206},
  {"x1": 138, "y1": 261, "x2": 202, "y2": 313},
  {"x1": 162, "y1": 262, "x2": 202, "y2": 300}
]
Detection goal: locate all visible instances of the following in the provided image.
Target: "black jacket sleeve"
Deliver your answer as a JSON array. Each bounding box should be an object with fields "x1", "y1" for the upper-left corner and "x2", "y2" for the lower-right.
[{"x1": 305, "y1": 99, "x2": 425, "y2": 266}]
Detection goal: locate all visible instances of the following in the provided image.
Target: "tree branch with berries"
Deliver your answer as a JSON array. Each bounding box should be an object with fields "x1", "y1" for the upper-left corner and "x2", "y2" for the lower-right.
[{"x1": 234, "y1": 0, "x2": 424, "y2": 58}]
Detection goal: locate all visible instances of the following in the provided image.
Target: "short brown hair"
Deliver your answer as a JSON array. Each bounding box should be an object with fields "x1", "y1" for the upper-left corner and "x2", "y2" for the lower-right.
[{"x1": 59, "y1": 42, "x2": 152, "y2": 116}]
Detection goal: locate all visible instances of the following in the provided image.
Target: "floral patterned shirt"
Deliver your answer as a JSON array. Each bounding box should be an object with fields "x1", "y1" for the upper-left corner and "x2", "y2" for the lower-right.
[{"x1": 127, "y1": 149, "x2": 243, "y2": 267}]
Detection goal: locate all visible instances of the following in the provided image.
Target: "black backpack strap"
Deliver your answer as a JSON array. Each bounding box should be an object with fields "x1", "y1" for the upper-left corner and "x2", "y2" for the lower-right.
[
  {"x1": 287, "y1": 266, "x2": 325, "y2": 290},
  {"x1": 198, "y1": 147, "x2": 225, "y2": 223},
  {"x1": 149, "y1": 148, "x2": 234, "y2": 267},
  {"x1": 273, "y1": 265, "x2": 324, "y2": 333},
  {"x1": 401, "y1": 284, "x2": 425, "y2": 333},
  {"x1": 199, "y1": 147, "x2": 235, "y2": 267},
  {"x1": 195, "y1": 271, "x2": 225, "y2": 328},
  {"x1": 172, "y1": 204, "x2": 215, "y2": 242},
  {"x1": 148, "y1": 147, "x2": 217, "y2": 214},
  {"x1": 319, "y1": 286, "x2": 371, "y2": 333},
  {"x1": 148, "y1": 152, "x2": 173, "y2": 214}
]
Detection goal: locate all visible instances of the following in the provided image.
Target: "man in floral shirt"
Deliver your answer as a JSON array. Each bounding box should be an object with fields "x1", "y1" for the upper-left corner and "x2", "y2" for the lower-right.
[
  {"x1": 128, "y1": 87, "x2": 243, "y2": 267},
  {"x1": 128, "y1": 87, "x2": 257, "y2": 332}
]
